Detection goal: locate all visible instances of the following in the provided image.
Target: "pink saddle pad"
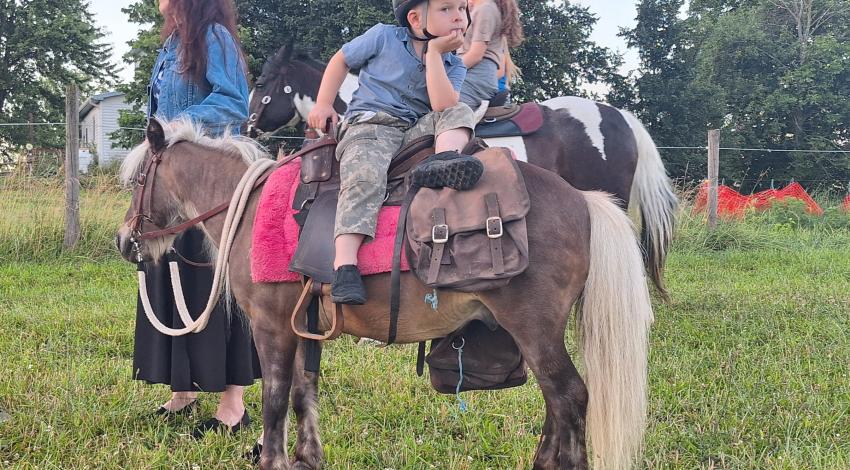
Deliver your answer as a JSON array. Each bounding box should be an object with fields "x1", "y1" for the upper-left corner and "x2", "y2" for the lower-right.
[{"x1": 251, "y1": 159, "x2": 410, "y2": 283}]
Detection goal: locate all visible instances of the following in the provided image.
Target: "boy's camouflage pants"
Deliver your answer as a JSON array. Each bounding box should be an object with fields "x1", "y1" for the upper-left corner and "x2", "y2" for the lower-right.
[{"x1": 333, "y1": 102, "x2": 475, "y2": 240}]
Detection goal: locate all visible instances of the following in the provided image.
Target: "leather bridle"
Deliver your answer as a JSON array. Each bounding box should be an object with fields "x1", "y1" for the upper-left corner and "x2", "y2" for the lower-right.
[
  {"x1": 126, "y1": 148, "x2": 233, "y2": 262},
  {"x1": 245, "y1": 78, "x2": 296, "y2": 138},
  {"x1": 126, "y1": 140, "x2": 335, "y2": 262}
]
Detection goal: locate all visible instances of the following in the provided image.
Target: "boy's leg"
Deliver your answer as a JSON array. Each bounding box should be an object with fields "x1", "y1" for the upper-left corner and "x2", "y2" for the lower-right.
[
  {"x1": 334, "y1": 234, "x2": 364, "y2": 268},
  {"x1": 405, "y1": 102, "x2": 476, "y2": 152},
  {"x1": 435, "y1": 128, "x2": 471, "y2": 154},
  {"x1": 332, "y1": 117, "x2": 404, "y2": 303}
]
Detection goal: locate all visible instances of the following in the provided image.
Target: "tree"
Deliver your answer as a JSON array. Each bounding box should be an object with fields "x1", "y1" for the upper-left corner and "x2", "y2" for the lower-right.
[
  {"x1": 0, "y1": 0, "x2": 116, "y2": 148},
  {"x1": 116, "y1": 0, "x2": 624, "y2": 111},
  {"x1": 620, "y1": 0, "x2": 850, "y2": 189},
  {"x1": 511, "y1": 0, "x2": 623, "y2": 101},
  {"x1": 112, "y1": 0, "x2": 161, "y2": 149}
]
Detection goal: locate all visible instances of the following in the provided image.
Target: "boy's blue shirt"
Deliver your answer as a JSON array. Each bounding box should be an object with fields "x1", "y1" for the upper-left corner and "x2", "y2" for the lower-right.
[
  {"x1": 147, "y1": 24, "x2": 249, "y2": 136},
  {"x1": 342, "y1": 24, "x2": 467, "y2": 124}
]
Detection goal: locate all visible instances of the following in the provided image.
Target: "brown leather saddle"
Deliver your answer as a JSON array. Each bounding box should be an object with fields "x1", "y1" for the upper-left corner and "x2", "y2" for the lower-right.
[
  {"x1": 475, "y1": 102, "x2": 544, "y2": 138},
  {"x1": 287, "y1": 134, "x2": 440, "y2": 284},
  {"x1": 283, "y1": 134, "x2": 531, "y2": 394}
]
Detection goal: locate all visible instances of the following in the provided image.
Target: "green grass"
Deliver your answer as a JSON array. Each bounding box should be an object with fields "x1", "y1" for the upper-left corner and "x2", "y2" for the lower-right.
[
  {"x1": 0, "y1": 175, "x2": 128, "y2": 262},
  {"x1": 2, "y1": 182, "x2": 850, "y2": 468}
]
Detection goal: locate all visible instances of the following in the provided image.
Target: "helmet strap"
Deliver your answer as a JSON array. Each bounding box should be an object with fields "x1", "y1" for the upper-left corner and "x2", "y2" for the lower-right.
[{"x1": 408, "y1": 0, "x2": 437, "y2": 41}]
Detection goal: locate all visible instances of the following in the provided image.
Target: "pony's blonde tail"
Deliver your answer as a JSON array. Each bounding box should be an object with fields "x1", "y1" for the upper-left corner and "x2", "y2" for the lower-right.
[
  {"x1": 579, "y1": 191, "x2": 654, "y2": 470},
  {"x1": 620, "y1": 109, "x2": 678, "y2": 300}
]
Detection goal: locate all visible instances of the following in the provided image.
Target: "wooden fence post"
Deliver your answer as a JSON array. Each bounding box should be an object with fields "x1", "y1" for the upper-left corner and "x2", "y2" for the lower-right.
[
  {"x1": 707, "y1": 129, "x2": 720, "y2": 230},
  {"x1": 64, "y1": 83, "x2": 80, "y2": 250}
]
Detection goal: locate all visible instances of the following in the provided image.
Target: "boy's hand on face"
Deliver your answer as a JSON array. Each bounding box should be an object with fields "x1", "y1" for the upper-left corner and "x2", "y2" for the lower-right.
[
  {"x1": 428, "y1": 30, "x2": 464, "y2": 55},
  {"x1": 307, "y1": 103, "x2": 338, "y2": 131}
]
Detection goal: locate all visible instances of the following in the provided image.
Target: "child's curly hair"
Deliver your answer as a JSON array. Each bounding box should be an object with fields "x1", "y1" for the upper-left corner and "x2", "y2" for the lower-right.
[{"x1": 496, "y1": 0, "x2": 524, "y2": 48}]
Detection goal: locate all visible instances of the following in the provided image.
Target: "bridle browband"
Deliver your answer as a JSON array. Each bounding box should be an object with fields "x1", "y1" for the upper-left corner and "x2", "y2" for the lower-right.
[{"x1": 126, "y1": 138, "x2": 336, "y2": 262}]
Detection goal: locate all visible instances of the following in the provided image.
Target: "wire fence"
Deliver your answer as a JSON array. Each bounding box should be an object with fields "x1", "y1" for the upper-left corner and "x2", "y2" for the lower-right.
[
  {"x1": 6, "y1": 121, "x2": 850, "y2": 148},
  {"x1": 4, "y1": 121, "x2": 850, "y2": 193}
]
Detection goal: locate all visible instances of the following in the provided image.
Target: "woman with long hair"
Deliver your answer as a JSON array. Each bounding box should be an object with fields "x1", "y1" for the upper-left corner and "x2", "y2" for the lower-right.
[
  {"x1": 133, "y1": 0, "x2": 259, "y2": 438},
  {"x1": 459, "y1": 0, "x2": 523, "y2": 108}
]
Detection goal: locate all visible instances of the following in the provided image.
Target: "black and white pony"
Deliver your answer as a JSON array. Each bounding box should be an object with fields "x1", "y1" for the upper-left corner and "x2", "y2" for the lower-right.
[{"x1": 246, "y1": 45, "x2": 678, "y2": 297}]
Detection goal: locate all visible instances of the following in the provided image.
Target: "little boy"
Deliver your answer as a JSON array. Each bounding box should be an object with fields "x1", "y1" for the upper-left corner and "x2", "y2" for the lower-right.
[{"x1": 307, "y1": 0, "x2": 476, "y2": 305}]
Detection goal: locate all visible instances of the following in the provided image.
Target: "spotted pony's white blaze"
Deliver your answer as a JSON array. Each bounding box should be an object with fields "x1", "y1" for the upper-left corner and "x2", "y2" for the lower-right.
[{"x1": 542, "y1": 96, "x2": 608, "y2": 161}]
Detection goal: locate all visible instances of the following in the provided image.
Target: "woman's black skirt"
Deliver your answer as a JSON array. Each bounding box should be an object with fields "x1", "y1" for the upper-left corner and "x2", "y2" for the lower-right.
[{"x1": 132, "y1": 228, "x2": 261, "y2": 392}]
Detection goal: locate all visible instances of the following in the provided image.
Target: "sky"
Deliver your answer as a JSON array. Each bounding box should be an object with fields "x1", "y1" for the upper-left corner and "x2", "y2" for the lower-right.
[{"x1": 89, "y1": 0, "x2": 640, "y2": 85}]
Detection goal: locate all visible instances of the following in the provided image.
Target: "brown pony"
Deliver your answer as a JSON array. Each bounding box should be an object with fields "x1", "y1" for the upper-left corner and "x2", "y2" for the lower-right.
[
  {"x1": 245, "y1": 45, "x2": 678, "y2": 300},
  {"x1": 117, "y1": 118, "x2": 653, "y2": 470}
]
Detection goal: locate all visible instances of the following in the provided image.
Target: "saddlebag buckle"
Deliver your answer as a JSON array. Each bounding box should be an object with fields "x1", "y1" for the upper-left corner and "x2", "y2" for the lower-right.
[
  {"x1": 486, "y1": 216, "x2": 503, "y2": 239},
  {"x1": 431, "y1": 224, "x2": 449, "y2": 244}
]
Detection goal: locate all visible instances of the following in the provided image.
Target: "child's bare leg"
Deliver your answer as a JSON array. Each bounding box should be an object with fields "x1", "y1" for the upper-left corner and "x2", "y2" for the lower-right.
[
  {"x1": 334, "y1": 233, "x2": 365, "y2": 269},
  {"x1": 435, "y1": 128, "x2": 471, "y2": 153}
]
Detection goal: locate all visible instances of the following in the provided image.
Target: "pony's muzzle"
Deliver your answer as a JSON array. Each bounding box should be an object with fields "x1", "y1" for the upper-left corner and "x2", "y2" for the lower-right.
[{"x1": 116, "y1": 225, "x2": 141, "y2": 263}]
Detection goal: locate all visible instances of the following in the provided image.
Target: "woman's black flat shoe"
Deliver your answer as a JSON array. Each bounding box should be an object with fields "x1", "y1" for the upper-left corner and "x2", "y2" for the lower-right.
[
  {"x1": 155, "y1": 399, "x2": 198, "y2": 417},
  {"x1": 192, "y1": 410, "x2": 250, "y2": 439}
]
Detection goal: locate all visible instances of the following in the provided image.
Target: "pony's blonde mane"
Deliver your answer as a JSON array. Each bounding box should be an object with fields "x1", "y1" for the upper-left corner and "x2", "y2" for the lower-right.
[{"x1": 120, "y1": 117, "x2": 270, "y2": 186}]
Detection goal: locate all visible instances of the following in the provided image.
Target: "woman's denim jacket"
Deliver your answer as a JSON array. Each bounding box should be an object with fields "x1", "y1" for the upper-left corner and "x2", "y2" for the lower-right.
[{"x1": 147, "y1": 24, "x2": 249, "y2": 136}]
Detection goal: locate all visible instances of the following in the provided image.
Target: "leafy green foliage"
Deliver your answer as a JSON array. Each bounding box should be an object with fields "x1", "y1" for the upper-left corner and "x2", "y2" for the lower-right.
[
  {"x1": 618, "y1": 0, "x2": 850, "y2": 190},
  {"x1": 115, "y1": 0, "x2": 623, "y2": 114},
  {"x1": 506, "y1": 1, "x2": 624, "y2": 101},
  {"x1": 0, "y1": 0, "x2": 117, "y2": 148}
]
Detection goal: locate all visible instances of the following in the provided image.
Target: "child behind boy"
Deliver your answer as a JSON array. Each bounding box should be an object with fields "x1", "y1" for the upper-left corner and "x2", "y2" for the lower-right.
[
  {"x1": 307, "y1": 0, "x2": 478, "y2": 305},
  {"x1": 459, "y1": 0, "x2": 523, "y2": 108}
]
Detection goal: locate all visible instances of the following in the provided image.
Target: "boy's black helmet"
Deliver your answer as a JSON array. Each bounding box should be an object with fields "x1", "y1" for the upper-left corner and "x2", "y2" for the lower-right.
[{"x1": 393, "y1": 0, "x2": 428, "y2": 27}]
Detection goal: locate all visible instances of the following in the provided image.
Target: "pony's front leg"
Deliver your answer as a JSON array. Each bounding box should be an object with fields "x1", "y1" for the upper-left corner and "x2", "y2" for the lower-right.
[
  {"x1": 290, "y1": 338, "x2": 323, "y2": 469},
  {"x1": 252, "y1": 315, "x2": 299, "y2": 470}
]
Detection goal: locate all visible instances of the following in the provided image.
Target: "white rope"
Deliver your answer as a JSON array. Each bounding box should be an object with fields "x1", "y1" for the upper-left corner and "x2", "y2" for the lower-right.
[{"x1": 137, "y1": 158, "x2": 278, "y2": 336}]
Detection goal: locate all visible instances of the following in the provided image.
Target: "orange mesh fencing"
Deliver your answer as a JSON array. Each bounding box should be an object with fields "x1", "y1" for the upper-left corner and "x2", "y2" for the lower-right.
[{"x1": 694, "y1": 181, "x2": 823, "y2": 217}]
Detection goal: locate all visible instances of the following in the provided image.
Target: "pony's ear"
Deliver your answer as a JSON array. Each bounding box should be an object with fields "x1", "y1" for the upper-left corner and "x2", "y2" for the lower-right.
[
  {"x1": 280, "y1": 41, "x2": 295, "y2": 64},
  {"x1": 279, "y1": 42, "x2": 294, "y2": 63},
  {"x1": 146, "y1": 118, "x2": 166, "y2": 153}
]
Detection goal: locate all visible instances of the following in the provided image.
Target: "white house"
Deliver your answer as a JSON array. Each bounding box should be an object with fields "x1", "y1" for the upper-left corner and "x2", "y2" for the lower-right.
[{"x1": 79, "y1": 91, "x2": 138, "y2": 171}]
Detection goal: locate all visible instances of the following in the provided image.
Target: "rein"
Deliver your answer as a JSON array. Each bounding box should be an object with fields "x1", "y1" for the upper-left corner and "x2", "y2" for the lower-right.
[
  {"x1": 131, "y1": 139, "x2": 337, "y2": 337},
  {"x1": 129, "y1": 140, "x2": 335, "y2": 246}
]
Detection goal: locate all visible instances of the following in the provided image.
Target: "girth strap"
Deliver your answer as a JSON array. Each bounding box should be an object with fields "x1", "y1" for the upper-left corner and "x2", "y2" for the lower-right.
[{"x1": 389, "y1": 182, "x2": 420, "y2": 345}]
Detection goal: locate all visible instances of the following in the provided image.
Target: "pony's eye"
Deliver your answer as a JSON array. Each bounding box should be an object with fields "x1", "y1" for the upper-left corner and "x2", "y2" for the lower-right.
[
  {"x1": 283, "y1": 85, "x2": 292, "y2": 94},
  {"x1": 256, "y1": 83, "x2": 265, "y2": 89}
]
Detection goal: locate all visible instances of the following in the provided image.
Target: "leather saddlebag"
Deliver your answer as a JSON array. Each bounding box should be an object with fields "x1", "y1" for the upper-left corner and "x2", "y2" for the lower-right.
[
  {"x1": 405, "y1": 148, "x2": 530, "y2": 292},
  {"x1": 426, "y1": 320, "x2": 527, "y2": 394}
]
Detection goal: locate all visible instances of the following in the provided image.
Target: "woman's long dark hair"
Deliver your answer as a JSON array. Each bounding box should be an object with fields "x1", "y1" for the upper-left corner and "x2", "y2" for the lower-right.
[
  {"x1": 495, "y1": 0, "x2": 523, "y2": 48},
  {"x1": 161, "y1": 0, "x2": 246, "y2": 81}
]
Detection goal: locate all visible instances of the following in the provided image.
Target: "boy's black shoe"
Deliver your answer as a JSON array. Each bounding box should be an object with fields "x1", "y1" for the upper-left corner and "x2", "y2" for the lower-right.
[
  {"x1": 331, "y1": 265, "x2": 367, "y2": 305},
  {"x1": 411, "y1": 151, "x2": 484, "y2": 191}
]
